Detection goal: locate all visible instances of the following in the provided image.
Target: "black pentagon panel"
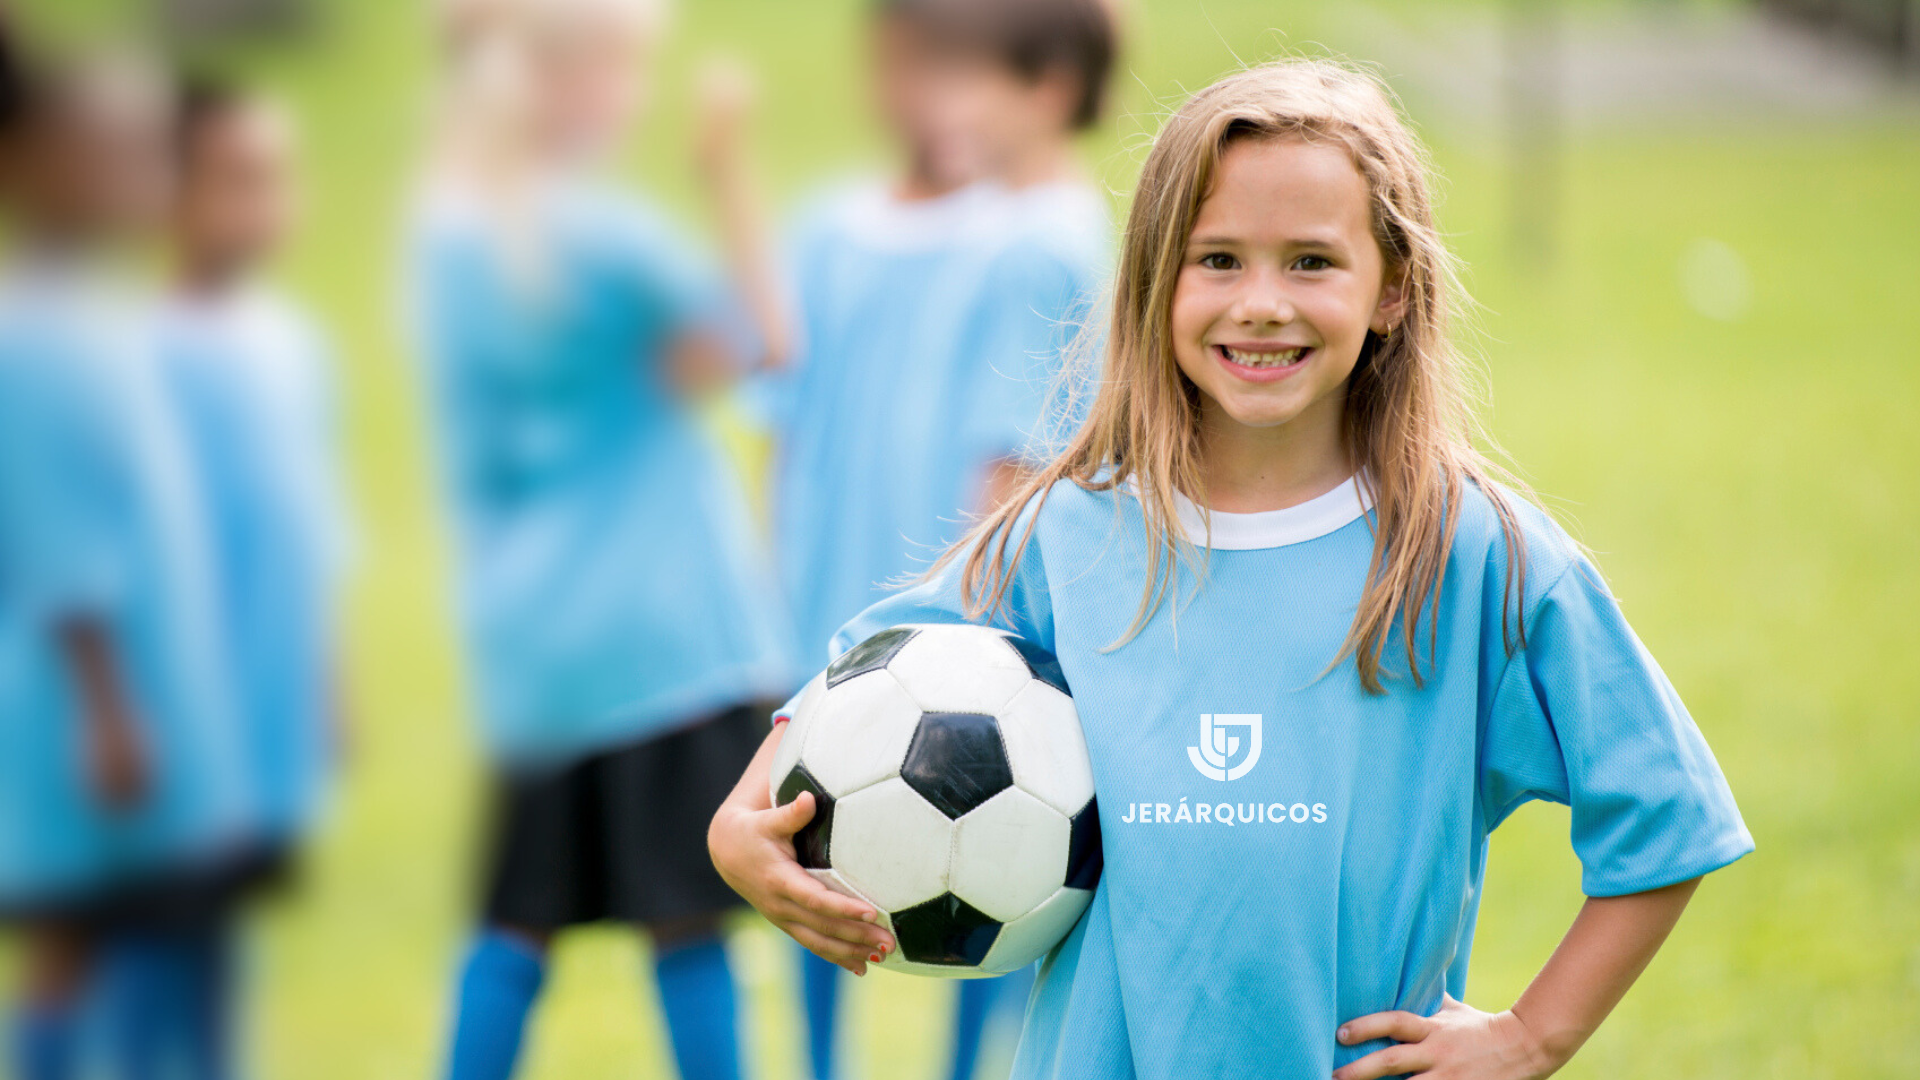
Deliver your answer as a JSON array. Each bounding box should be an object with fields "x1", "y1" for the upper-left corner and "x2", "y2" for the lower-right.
[
  {"x1": 901, "y1": 712, "x2": 1013, "y2": 819},
  {"x1": 826, "y1": 627, "x2": 919, "y2": 688},
  {"x1": 1064, "y1": 798, "x2": 1102, "y2": 891},
  {"x1": 1006, "y1": 635, "x2": 1070, "y2": 695},
  {"x1": 891, "y1": 893, "x2": 1002, "y2": 967},
  {"x1": 775, "y1": 763, "x2": 835, "y2": 870}
]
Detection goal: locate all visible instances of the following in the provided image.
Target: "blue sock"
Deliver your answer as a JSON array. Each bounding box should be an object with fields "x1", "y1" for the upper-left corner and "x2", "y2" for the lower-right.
[
  {"x1": 799, "y1": 946, "x2": 841, "y2": 1080},
  {"x1": 444, "y1": 928, "x2": 546, "y2": 1080},
  {"x1": 100, "y1": 935, "x2": 174, "y2": 1080},
  {"x1": 653, "y1": 935, "x2": 740, "y2": 1080},
  {"x1": 177, "y1": 924, "x2": 237, "y2": 1080},
  {"x1": 10, "y1": 1001, "x2": 78, "y2": 1080}
]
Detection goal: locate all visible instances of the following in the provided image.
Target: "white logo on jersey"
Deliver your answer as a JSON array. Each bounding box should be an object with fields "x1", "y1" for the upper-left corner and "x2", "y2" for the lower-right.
[{"x1": 1187, "y1": 713, "x2": 1261, "y2": 781}]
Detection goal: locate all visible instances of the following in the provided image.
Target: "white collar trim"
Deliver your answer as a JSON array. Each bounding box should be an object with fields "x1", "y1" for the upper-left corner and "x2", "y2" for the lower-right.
[{"x1": 1171, "y1": 476, "x2": 1372, "y2": 550}]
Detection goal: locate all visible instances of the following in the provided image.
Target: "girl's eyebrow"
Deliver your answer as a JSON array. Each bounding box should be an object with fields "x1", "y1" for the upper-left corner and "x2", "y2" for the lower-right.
[{"x1": 1186, "y1": 233, "x2": 1348, "y2": 253}]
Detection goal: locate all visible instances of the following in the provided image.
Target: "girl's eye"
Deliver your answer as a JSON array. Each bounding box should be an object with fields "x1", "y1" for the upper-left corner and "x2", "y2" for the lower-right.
[
  {"x1": 1198, "y1": 252, "x2": 1238, "y2": 271},
  {"x1": 1293, "y1": 255, "x2": 1332, "y2": 271}
]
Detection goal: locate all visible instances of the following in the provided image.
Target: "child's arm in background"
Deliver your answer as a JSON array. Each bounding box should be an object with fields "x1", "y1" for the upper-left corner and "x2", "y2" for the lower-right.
[
  {"x1": 708, "y1": 721, "x2": 896, "y2": 975},
  {"x1": 693, "y1": 57, "x2": 793, "y2": 372},
  {"x1": 56, "y1": 617, "x2": 150, "y2": 812},
  {"x1": 1334, "y1": 877, "x2": 1701, "y2": 1080}
]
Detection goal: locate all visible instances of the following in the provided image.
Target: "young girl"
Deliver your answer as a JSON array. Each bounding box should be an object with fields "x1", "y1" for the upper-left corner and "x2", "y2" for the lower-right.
[
  {"x1": 408, "y1": 2, "x2": 792, "y2": 1078},
  {"x1": 711, "y1": 59, "x2": 1752, "y2": 1079}
]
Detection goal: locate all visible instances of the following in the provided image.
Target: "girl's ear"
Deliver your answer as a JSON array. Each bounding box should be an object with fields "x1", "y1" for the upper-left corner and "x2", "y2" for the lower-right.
[{"x1": 1372, "y1": 266, "x2": 1409, "y2": 333}]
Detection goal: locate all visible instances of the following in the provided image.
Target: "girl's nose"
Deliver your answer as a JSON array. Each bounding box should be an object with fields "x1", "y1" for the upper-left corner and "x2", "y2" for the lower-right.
[{"x1": 1230, "y1": 281, "x2": 1294, "y2": 327}]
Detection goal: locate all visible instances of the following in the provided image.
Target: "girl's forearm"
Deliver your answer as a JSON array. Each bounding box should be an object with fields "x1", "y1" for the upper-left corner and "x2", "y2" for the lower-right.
[{"x1": 1509, "y1": 877, "x2": 1700, "y2": 1065}]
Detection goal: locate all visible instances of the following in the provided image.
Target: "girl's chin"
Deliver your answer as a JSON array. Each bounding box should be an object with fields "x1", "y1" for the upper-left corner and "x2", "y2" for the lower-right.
[{"x1": 1214, "y1": 396, "x2": 1309, "y2": 431}]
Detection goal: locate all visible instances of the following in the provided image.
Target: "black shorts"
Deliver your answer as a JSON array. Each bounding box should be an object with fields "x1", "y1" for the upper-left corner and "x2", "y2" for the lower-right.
[
  {"x1": 480, "y1": 703, "x2": 766, "y2": 931},
  {"x1": 0, "y1": 839, "x2": 293, "y2": 935}
]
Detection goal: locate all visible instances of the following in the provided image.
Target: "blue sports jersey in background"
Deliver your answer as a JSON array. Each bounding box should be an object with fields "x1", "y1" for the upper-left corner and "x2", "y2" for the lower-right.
[
  {"x1": 407, "y1": 177, "x2": 793, "y2": 765},
  {"x1": 767, "y1": 178, "x2": 1110, "y2": 679},
  {"x1": 0, "y1": 261, "x2": 252, "y2": 905},
  {"x1": 160, "y1": 287, "x2": 351, "y2": 843},
  {"x1": 832, "y1": 478, "x2": 1753, "y2": 1080}
]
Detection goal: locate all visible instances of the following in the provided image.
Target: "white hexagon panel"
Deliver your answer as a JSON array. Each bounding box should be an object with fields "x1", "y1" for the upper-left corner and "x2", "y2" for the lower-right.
[
  {"x1": 996, "y1": 680, "x2": 1094, "y2": 817},
  {"x1": 829, "y1": 777, "x2": 955, "y2": 912},
  {"x1": 886, "y1": 625, "x2": 1031, "y2": 714},
  {"x1": 798, "y1": 669, "x2": 922, "y2": 798},
  {"x1": 949, "y1": 788, "x2": 1071, "y2": 922}
]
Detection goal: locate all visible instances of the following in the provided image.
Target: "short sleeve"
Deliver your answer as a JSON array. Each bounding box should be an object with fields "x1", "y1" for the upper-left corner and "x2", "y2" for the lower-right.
[
  {"x1": 284, "y1": 311, "x2": 358, "y2": 580},
  {"x1": 0, "y1": 363, "x2": 131, "y2": 616},
  {"x1": 1479, "y1": 559, "x2": 1753, "y2": 897},
  {"x1": 829, "y1": 494, "x2": 1057, "y2": 661},
  {"x1": 954, "y1": 246, "x2": 1090, "y2": 465}
]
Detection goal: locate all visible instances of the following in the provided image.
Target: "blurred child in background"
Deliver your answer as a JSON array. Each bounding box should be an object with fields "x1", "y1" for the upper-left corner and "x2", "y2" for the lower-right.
[
  {"x1": 129, "y1": 73, "x2": 351, "y2": 1078},
  {"x1": 749, "y1": 1, "x2": 1116, "y2": 1077},
  {"x1": 0, "y1": 33, "x2": 254, "y2": 1080},
  {"x1": 407, "y1": 1, "x2": 792, "y2": 1078}
]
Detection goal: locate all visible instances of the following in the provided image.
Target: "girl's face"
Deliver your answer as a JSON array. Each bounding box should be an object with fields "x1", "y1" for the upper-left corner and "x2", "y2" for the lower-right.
[{"x1": 1170, "y1": 135, "x2": 1403, "y2": 441}]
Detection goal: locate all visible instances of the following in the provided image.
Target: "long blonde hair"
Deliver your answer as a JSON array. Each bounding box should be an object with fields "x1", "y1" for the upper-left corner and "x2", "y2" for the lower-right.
[{"x1": 945, "y1": 58, "x2": 1534, "y2": 694}]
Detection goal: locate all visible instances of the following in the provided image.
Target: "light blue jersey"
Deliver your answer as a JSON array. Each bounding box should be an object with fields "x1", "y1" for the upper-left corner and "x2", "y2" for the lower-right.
[
  {"x1": 769, "y1": 179, "x2": 1110, "y2": 678},
  {"x1": 0, "y1": 262, "x2": 252, "y2": 905},
  {"x1": 832, "y1": 477, "x2": 1752, "y2": 1080},
  {"x1": 159, "y1": 287, "x2": 350, "y2": 843},
  {"x1": 407, "y1": 176, "x2": 793, "y2": 765}
]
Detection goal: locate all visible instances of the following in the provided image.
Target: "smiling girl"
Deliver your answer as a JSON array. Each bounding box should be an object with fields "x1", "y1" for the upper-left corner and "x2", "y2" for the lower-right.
[{"x1": 710, "y1": 59, "x2": 1751, "y2": 1079}]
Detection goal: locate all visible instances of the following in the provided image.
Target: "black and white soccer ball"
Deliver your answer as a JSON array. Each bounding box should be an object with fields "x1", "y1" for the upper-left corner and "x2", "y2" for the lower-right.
[{"x1": 770, "y1": 624, "x2": 1101, "y2": 977}]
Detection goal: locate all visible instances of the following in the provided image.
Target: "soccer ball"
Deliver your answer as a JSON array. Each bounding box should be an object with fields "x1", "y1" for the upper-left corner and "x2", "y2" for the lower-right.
[{"x1": 770, "y1": 624, "x2": 1101, "y2": 977}]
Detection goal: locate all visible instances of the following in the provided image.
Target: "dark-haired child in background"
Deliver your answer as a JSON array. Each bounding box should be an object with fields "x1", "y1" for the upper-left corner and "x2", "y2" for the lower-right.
[
  {"x1": 122, "y1": 74, "x2": 353, "y2": 1078},
  {"x1": 0, "y1": 42, "x2": 255, "y2": 1080}
]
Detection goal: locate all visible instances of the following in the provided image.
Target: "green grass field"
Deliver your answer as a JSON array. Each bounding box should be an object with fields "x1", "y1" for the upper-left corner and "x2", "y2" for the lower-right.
[{"x1": 11, "y1": 0, "x2": 1920, "y2": 1077}]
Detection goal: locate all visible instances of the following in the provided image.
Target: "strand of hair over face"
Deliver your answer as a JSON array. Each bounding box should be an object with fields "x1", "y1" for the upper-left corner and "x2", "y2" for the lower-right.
[{"x1": 938, "y1": 56, "x2": 1539, "y2": 694}]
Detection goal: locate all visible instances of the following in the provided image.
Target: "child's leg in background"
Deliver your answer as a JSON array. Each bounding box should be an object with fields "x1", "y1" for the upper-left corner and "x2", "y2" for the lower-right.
[
  {"x1": 799, "y1": 946, "x2": 840, "y2": 1080},
  {"x1": 98, "y1": 920, "x2": 237, "y2": 1080},
  {"x1": 176, "y1": 921, "x2": 238, "y2": 1080},
  {"x1": 444, "y1": 924, "x2": 549, "y2": 1080},
  {"x1": 98, "y1": 932, "x2": 173, "y2": 1080},
  {"x1": 948, "y1": 964, "x2": 1037, "y2": 1080},
  {"x1": 649, "y1": 915, "x2": 741, "y2": 1080},
  {"x1": 9, "y1": 925, "x2": 91, "y2": 1080}
]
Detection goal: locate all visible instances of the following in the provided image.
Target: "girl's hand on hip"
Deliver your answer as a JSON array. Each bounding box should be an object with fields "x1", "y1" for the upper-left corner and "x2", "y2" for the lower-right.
[
  {"x1": 1333, "y1": 995, "x2": 1561, "y2": 1080},
  {"x1": 709, "y1": 783, "x2": 894, "y2": 976}
]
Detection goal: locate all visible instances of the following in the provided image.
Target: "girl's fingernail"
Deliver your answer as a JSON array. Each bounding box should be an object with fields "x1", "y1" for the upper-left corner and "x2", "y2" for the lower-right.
[
  {"x1": 861, "y1": 911, "x2": 878, "y2": 923},
  {"x1": 869, "y1": 953, "x2": 882, "y2": 963},
  {"x1": 1337, "y1": 1027, "x2": 1349, "y2": 1041}
]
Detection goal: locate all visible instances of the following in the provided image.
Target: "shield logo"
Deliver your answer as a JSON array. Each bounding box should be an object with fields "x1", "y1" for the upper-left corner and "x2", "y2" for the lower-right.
[{"x1": 1187, "y1": 713, "x2": 1262, "y2": 781}]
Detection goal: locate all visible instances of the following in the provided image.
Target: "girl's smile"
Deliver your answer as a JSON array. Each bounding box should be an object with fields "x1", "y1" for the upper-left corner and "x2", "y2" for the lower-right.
[{"x1": 1212, "y1": 341, "x2": 1314, "y2": 381}]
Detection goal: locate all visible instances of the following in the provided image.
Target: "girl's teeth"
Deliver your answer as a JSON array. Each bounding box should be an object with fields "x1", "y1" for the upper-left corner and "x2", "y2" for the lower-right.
[{"x1": 1223, "y1": 346, "x2": 1304, "y2": 368}]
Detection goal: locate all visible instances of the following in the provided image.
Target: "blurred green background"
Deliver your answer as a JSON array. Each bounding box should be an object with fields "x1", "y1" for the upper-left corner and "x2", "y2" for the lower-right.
[{"x1": 10, "y1": 0, "x2": 1920, "y2": 1076}]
